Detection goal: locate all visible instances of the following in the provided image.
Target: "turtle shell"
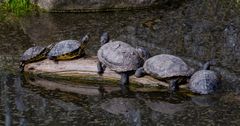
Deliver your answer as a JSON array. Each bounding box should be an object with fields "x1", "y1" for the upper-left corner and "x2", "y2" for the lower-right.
[
  {"x1": 97, "y1": 41, "x2": 143, "y2": 72},
  {"x1": 143, "y1": 54, "x2": 194, "y2": 79},
  {"x1": 189, "y1": 70, "x2": 220, "y2": 94},
  {"x1": 48, "y1": 40, "x2": 80, "y2": 57},
  {"x1": 20, "y1": 46, "x2": 46, "y2": 63}
]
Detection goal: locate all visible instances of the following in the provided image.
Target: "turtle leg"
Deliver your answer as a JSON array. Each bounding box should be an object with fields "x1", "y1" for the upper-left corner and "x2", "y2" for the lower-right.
[
  {"x1": 135, "y1": 67, "x2": 146, "y2": 77},
  {"x1": 97, "y1": 61, "x2": 105, "y2": 74},
  {"x1": 120, "y1": 72, "x2": 130, "y2": 95},
  {"x1": 168, "y1": 78, "x2": 179, "y2": 93},
  {"x1": 120, "y1": 72, "x2": 129, "y2": 86}
]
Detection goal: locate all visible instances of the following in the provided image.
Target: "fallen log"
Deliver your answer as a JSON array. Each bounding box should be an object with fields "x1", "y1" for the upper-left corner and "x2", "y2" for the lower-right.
[{"x1": 24, "y1": 56, "x2": 187, "y2": 89}]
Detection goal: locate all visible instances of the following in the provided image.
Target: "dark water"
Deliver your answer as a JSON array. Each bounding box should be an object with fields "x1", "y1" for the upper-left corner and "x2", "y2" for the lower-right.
[{"x1": 1, "y1": 0, "x2": 240, "y2": 125}]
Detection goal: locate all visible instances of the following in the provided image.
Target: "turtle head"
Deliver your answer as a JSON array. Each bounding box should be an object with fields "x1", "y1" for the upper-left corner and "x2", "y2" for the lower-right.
[
  {"x1": 46, "y1": 43, "x2": 54, "y2": 50},
  {"x1": 80, "y1": 34, "x2": 90, "y2": 48},
  {"x1": 203, "y1": 59, "x2": 217, "y2": 70},
  {"x1": 136, "y1": 47, "x2": 151, "y2": 62},
  {"x1": 43, "y1": 43, "x2": 55, "y2": 56},
  {"x1": 100, "y1": 32, "x2": 110, "y2": 46}
]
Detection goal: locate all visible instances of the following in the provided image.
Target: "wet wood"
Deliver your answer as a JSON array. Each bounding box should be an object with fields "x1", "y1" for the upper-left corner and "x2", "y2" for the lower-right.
[{"x1": 24, "y1": 56, "x2": 187, "y2": 88}]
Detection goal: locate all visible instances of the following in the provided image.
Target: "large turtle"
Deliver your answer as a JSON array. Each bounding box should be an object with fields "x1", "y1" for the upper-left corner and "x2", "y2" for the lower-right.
[
  {"x1": 188, "y1": 61, "x2": 221, "y2": 94},
  {"x1": 19, "y1": 44, "x2": 53, "y2": 72},
  {"x1": 97, "y1": 32, "x2": 150, "y2": 87},
  {"x1": 135, "y1": 54, "x2": 194, "y2": 92},
  {"x1": 48, "y1": 34, "x2": 89, "y2": 61}
]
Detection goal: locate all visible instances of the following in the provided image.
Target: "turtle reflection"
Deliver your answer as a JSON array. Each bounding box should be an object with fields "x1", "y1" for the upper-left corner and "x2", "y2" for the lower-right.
[{"x1": 101, "y1": 98, "x2": 141, "y2": 126}]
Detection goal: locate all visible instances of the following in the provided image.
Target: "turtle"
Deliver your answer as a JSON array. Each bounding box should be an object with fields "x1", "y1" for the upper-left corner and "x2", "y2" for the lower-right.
[
  {"x1": 19, "y1": 44, "x2": 53, "y2": 72},
  {"x1": 135, "y1": 54, "x2": 194, "y2": 92},
  {"x1": 47, "y1": 34, "x2": 89, "y2": 61},
  {"x1": 97, "y1": 32, "x2": 150, "y2": 87},
  {"x1": 188, "y1": 61, "x2": 221, "y2": 94}
]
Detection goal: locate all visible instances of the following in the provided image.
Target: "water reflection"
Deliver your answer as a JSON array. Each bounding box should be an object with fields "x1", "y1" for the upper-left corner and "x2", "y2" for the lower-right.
[
  {"x1": 191, "y1": 95, "x2": 218, "y2": 107},
  {"x1": 2, "y1": 75, "x2": 12, "y2": 126},
  {"x1": 144, "y1": 100, "x2": 186, "y2": 115},
  {"x1": 101, "y1": 98, "x2": 141, "y2": 126},
  {"x1": 0, "y1": 72, "x2": 240, "y2": 125},
  {"x1": 14, "y1": 77, "x2": 27, "y2": 126}
]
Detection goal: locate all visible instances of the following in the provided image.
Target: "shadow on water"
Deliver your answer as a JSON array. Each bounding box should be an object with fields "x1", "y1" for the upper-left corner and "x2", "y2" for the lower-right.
[{"x1": 1, "y1": 0, "x2": 240, "y2": 125}]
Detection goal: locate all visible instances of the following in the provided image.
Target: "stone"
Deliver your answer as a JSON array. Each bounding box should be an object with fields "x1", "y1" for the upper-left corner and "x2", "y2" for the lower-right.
[{"x1": 30, "y1": 0, "x2": 177, "y2": 12}]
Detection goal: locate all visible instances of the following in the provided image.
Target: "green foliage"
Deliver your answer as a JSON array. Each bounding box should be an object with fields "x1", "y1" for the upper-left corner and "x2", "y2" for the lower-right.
[
  {"x1": 0, "y1": 0, "x2": 38, "y2": 16},
  {"x1": 0, "y1": 4, "x2": 7, "y2": 21},
  {"x1": 236, "y1": 0, "x2": 240, "y2": 7}
]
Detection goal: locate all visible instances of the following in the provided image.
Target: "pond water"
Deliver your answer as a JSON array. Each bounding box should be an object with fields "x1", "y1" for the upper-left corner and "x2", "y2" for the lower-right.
[{"x1": 1, "y1": 0, "x2": 240, "y2": 125}]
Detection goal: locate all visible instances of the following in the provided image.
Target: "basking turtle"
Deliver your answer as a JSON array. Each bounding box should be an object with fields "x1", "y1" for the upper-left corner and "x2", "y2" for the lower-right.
[
  {"x1": 19, "y1": 44, "x2": 53, "y2": 72},
  {"x1": 188, "y1": 61, "x2": 221, "y2": 94},
  {"x1": 48, "y1": 34, "x2": 89, "y2": 61},
  {"x1": 135, "y1": 54, "x2": 194, "y2": 92},
  {"x1": 97, "y1": 32, "x2": 150, "y2": 87}
]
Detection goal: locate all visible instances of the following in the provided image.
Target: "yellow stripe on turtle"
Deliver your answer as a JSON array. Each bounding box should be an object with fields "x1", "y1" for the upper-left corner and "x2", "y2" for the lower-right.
[
  {"x1": 25, "y1": 53, "x2": 46, "y2": 64},
  {"x1": 55, "y1": 49, "x2": 82, "y2": 60}
]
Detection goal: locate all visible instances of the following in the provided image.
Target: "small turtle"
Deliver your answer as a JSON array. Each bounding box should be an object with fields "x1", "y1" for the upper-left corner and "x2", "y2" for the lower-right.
[
  {"x1": 135, "y1": 54, "x2": 194, "y2": 92},
  {"x1": 48, "y1": 34, "x2": 89, "y2": 61},
  {"x1": 188, "y1": 61, "x2": 221, "y2": 94},
  {"x1": 20, "y1": 44, "x2": 53, "y2": 72},
  {"x1": 97, "y1": 32, "x2": 150, "y2": 88}
]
